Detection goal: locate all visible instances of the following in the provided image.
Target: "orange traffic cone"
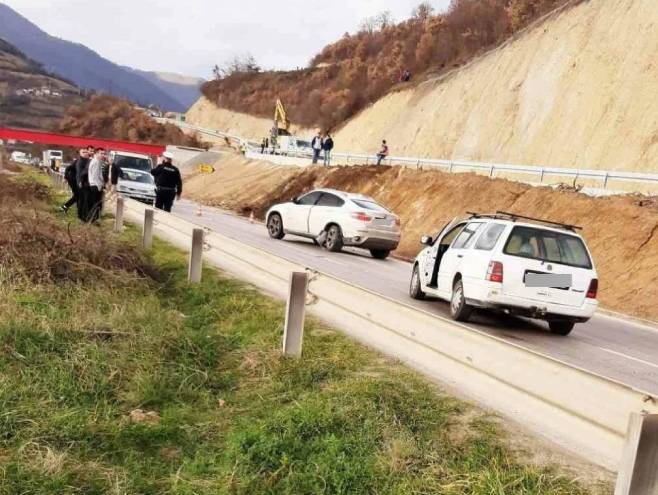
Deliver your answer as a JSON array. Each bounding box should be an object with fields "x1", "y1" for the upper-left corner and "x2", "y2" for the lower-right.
[{"x1": 249, "y1": 211, "x2": 255, "y2": 224}]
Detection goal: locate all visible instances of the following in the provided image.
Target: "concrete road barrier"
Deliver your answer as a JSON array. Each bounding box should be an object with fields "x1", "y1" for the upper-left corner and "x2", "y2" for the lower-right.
[{"x1": 118, "y1": 197, "x2": 658, "y2": 471}]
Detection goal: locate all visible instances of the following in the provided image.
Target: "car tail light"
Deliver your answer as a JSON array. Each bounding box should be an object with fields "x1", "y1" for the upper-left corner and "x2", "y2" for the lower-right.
[
  {"x1": 351, "y1": 212, "x2": 372, "y2": 222},
  {"x1": 486, "y1": 261, "x2": 504, "y2": 283},
  {"x1": 586, "y1": 278, "x2": 598, "y2": 299}
]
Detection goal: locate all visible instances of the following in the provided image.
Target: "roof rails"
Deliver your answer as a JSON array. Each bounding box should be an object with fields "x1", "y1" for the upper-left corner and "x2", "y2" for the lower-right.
[{"x1": 466, "y1": 211, "x2": 582, "y2": 232}]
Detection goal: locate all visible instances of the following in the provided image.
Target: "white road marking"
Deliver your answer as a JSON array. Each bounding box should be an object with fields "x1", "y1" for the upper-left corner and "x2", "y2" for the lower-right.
[{"x1": 596, "y1": 347, "x2": 658, "y2": 369}]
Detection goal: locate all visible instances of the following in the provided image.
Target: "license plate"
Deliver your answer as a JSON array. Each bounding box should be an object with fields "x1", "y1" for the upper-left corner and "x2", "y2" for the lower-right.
[{"x1": 524, "y1": 272, "x2": 572, "y2": 289}]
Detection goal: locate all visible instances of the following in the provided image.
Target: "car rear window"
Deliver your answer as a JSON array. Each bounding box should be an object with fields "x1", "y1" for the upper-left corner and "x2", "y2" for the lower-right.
[
  {"x1": 503, "y1": 226, "x2": 592, "y2": 269},
  {"x1": 351, "y1": 199, "x2": 389, "y2": 212},
  {"x1": 317, "y1": 193, "x2": 345, "y2": 207}
]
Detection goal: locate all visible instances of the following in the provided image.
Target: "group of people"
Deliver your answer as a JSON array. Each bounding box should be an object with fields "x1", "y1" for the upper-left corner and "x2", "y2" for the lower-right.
[
  {"x1": 311, "y1": 132, "x2": 334, "y2": 166},
  {"x1": 62, "y1": 145, "x2": 108, "y2": 223},
  {"x1": 61, "y1": 147, "x2": 183, "y2": 223}
]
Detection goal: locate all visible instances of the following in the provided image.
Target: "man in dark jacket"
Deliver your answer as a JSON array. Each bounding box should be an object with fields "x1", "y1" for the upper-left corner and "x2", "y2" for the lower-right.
[
  {"x1": 61, "y1": 148, "x2": 88, "y2": 213},
  {"x1": 151, "y1": 151, "x2": 182, "y2": 212},
  {"x1": 322, "y1": 133, "x2": 334, "y2": 166},
  {"x1": 74, "y1": 146, "x2": 93, "y2": 220}
]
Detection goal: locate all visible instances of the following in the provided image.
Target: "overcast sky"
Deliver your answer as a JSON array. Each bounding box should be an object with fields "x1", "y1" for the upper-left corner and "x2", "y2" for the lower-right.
[{"x1": 4, "y1": 0, "x2": 450, "y2": 79}]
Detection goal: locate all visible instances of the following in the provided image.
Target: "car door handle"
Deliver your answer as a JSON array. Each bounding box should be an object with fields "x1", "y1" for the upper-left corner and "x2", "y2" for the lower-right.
[{"x1": 457, "y1": 254, "x2": 463, "y2": 258}]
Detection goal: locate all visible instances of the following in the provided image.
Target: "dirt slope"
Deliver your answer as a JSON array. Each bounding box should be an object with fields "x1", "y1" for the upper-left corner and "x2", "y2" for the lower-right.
[
  {"x1": 186, "y1": 96, "x2": 314, "y2": 142},
  {"x1": 189, "y1": 0, "x2": 658, "y2": 172},
  {"x1": 185, "y1": 155, "x2": 658, "y2": 320},
  {"x1": 335, "y1": 0, "x2": 658, "y2": 172}
]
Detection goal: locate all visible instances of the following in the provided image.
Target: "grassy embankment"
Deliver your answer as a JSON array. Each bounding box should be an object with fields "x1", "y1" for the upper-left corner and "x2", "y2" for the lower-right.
[{"x1": 0, "y1": 170, "x2": 598, "y2": 494}]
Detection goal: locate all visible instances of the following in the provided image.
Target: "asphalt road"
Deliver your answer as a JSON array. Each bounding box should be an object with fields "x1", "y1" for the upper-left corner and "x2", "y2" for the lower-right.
[{"x1": 172, "y1": 199, "x2": 658, "y2": 395}]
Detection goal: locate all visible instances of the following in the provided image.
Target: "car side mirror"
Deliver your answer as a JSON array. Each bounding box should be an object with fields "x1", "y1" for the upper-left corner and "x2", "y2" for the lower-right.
[
  {"x1": 291, "y1": 196, "x2": 299, "y2": 204},
  {"x1": 420, "y1": 235, "x2": 432, "y2": 246}
]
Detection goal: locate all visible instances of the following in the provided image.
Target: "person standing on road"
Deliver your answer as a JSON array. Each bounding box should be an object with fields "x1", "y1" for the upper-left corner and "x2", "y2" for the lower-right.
[
  {"x1": 75, "y1": 146, "x2": 93, "y2": 221},
  {"x1": 260, "y1": 137, "x2": 269, "y2": 154},
  {"x1": 151, "y1": 151, "x2": 182, "y2": 213},
  {"x1": 61, "y1": 148, "x2": 87, "y2": 213},
  {"x1": 322, "y1": 132, "x2": 334, "y2": 167},
  {"x1": 87, "y1": 148, "x2": 106, "y2": 223},
  {"x1": 311, "y1": 132, "x2": 323, "y2": 164},
  {"x1": 376, "y1": 140, "x2": 389, "y2": 166}
]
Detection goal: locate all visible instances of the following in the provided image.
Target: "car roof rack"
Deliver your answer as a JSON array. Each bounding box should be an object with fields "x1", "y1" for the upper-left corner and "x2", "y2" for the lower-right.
[{"x1": 466, "y1": 211, "x2": 582, "y2": 232}]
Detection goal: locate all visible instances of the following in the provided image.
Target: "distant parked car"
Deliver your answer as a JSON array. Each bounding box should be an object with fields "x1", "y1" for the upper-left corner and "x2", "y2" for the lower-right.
[
  {"x1": 115, "y1": 168, "x2": 156, "y2": 205},
  {"x1": 266, "y1": 188, "x2": 401, "y2": 259},
  {"x1": 410, "y1": 212, "x2": 599, "y2": 335}
]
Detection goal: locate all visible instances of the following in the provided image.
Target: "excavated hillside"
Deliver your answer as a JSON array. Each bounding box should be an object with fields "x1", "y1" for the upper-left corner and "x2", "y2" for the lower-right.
[
  {"x1": 335, "y1": 0, "x2": 658, "y2": 171},
  {"x1": 190, "y1": 0, "x2": 658, "y2": 173},
  {"x1": 184, "y1": 155, "x2": 658, "y2": 321}
]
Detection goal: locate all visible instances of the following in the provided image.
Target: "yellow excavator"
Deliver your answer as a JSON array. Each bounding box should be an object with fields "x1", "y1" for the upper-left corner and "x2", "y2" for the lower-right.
[{"x1": 271, "y1": 99, "x2": 291, "y2": 148}]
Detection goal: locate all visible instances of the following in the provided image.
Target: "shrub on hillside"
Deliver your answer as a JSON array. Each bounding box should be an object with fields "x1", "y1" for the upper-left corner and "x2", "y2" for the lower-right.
[
  {"x1": 202, "y1": 0, "x2": 571, "y2": 130},
  {"x1": 60, "y1": 95, "x2": 203, "y2": 148}
]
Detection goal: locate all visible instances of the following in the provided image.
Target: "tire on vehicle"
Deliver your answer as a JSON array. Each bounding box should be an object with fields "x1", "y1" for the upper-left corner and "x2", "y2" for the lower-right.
[
  {"x1": 325, "y1": 224, "x2": 344, "y2": 252},
  {"x1": 267, "y1": 213, "x2": 285, "y2": 240},
  {"x1": 409, "y1": 264, "x2": 426, "y2": 300},
  {"x1": 370, "y1": 249, "x2": 390, "y2": 260},
  {"x1": 548, "y1": 320, "x2": 575, "y2": 336},
  {"x1": 450, "y1": 278, "x2": 473, "y2": 322}
]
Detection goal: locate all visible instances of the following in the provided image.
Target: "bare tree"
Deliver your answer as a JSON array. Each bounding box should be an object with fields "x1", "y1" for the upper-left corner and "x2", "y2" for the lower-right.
[
  {"x1": 359, "y1": 10, "x2": 395, "y2": 34},
  {"x1": 213, "y1": 53, "x2": 261, "y2": 79},
  {"x1": 374, "y1": 10, "x2": 395, "y2": 30},
  {"x1": 412, "y1": 2, "x2": 435, "y2": 21}
]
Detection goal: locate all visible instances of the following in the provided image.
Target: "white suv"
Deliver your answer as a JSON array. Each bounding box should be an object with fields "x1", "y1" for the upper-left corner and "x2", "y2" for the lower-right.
[
  {"x1": 410, "y1": 212, "x2": 599, "y2": 336},
  {"x1": 266, "y1": 188, "x2": 401, "y2": 259}
]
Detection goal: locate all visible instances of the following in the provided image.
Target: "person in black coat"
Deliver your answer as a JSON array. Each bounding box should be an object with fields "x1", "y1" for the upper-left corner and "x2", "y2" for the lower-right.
[
  {"x1": 61, "y1": 148, "x2": 88, "y2": 213},
  {"x1": 74, "y1": 146, "x2": 93, "y2": 220},
  {"x1": 322, "y1": 133, "x2": 334, "y2": 166},
  {"x1": 151, "y1": 151, "x2": 182, "y2": 213}
]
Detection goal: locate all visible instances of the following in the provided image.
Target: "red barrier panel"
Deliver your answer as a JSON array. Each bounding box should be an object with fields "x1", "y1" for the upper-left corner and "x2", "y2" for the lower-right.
[{"x1": 0, "y1": 127, "x2": 166, "y2": 156}]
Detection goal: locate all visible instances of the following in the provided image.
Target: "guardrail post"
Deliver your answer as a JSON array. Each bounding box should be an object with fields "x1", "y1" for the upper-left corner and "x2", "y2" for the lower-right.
[
  {"x1": 114, "y1": 196, "x2": 124, "y2": 233},
  {"x1": 539, "y1": 168, "x2": 545, "y2": 184},
  {"x1": 614, "y1": 413, "x2": 658, "y2": 495},
  {"x1": 142, "y1": 209, "x2": 154, "y2": 249},
  {"x1": 282, "y1": 271, "x2": 309, "y2": 358},
  {"x1": 448, "y1": 161, "x2": 454, "y2": 173},
  {"x1": 489, "y1": 165, "x2": 495, "y2": 179},
  {"x1": 188, "y1": 228, "x2": 204, "y2": 284},
  {"x1": 603, "y1": 173, "x2": 610, "y2": 189}
]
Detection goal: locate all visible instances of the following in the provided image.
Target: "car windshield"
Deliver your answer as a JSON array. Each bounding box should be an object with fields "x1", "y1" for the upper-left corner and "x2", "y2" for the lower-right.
[
  {"x1": 351, "y1": 199, "x2": 390, "y2": 212},
  {"x1": 120, "y1": 170, "x2": 154, "y2": 184},
  {"x1": 114, "y1": 155, "x2": 151, "y2": 172},
  {"x1": 503, "y1": 226, "x2": 592, "y2": 269}
]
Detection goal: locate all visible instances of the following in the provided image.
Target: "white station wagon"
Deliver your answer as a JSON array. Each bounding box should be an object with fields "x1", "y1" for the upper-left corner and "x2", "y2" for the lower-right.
[
  {"x1": 410, "y1": 212, "x2": 599, "y2": 335},
  {"x1": 266, "y1": 188, "x2": 401, "y2": 259}
]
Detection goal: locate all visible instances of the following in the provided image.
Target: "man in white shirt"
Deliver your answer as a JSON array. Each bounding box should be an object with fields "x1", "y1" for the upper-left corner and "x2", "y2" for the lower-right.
[{"x1": 87, "y1": 148, "x2": 106, "y2": 223}]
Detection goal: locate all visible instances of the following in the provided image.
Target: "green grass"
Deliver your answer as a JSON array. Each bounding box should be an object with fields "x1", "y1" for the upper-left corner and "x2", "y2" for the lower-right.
[{"x1": 0, "y1": 182, "x2": 593, "y2": 494}]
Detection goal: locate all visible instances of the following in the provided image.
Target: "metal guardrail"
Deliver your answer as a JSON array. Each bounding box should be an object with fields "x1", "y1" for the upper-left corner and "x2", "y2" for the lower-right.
[
  {"x1": 160, "y1": 118, "x2": 658, "y2": 191},
  {"x1": 116, "y1": 196, "x2": 657, "y2": 471}
]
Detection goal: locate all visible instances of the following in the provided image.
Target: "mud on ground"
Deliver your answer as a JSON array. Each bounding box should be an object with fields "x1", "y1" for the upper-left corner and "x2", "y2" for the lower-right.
[{"x1": 184, "y1": 156, "x2": 658, "y2": 321}]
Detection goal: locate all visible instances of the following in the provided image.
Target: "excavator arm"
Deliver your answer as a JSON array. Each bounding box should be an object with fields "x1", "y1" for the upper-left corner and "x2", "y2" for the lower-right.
[{"x1": 273, "y1": 99, "x2": 290, "y2": 136}]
